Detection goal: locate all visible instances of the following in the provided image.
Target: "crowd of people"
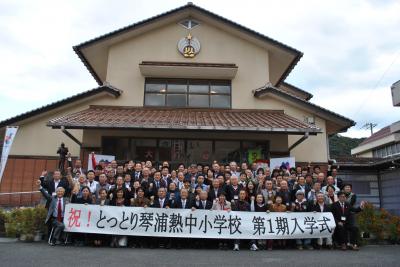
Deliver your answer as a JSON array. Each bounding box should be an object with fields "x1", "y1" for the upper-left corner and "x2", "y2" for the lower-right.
[{"x1": 36, "y1": 156, "x2": 365, "y2": 251}]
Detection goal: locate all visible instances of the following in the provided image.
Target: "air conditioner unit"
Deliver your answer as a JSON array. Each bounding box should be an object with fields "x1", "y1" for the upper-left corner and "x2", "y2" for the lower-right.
[
  {"x1": 392, "y1": 80, "x2": 400, "y2": 106},
  {"x1": 304, "y1": 116, "x2": 315, "y2": 125}
]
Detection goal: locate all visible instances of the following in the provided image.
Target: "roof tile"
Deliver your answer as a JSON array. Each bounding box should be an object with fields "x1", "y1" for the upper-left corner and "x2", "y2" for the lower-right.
[{"x1": 47, "y1": 106, "x2": 321, "y2": 134}]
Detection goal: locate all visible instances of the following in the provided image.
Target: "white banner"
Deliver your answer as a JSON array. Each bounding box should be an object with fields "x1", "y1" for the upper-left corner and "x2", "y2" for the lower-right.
[
  {"x1": 0, "y1": 126, "x2": 18, "y2": 183},
  {"x1": 87, "y1": 153, "x2": 115, "y2": 171},
  {"x1": 270, "y1": 157, "x2": 296, "y2": 170},
  {"x1": 64, "y1": 204, "x2": 335, "y2": 239}
]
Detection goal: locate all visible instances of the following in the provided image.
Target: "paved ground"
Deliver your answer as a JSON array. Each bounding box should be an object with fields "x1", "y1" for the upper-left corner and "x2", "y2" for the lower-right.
[{"x1": 0, "y1": 241, "x2": 398, "y2": 267}]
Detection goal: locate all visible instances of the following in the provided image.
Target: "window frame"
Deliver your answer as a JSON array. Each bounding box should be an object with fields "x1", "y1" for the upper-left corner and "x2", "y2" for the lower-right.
[{"x1": 144, "y1": 78, "x2": 232, "y2": 108}]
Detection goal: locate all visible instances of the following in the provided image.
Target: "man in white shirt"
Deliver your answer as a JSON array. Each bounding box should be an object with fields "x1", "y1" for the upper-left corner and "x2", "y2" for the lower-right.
[
  {"x1": 321, "y1": 176, "x2": 340, "y2": 194},
  {"x1": 86, "y1": 170, "x2": 99, "y2": 194}
]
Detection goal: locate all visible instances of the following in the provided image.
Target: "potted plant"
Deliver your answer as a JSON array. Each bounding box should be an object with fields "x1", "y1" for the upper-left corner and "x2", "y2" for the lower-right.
[
  {"x1": 19, "y1": 207, "x2": 35, "y2": 242},
  {"x1": 0, "y1": 208, "x2": 7, "y2": 237},
  {"x1": 33, "y1": 205, "x2": 47, "y2": 242},
  {"x1": 5, "y1": 208, "x2": 23, "y2": 238}
]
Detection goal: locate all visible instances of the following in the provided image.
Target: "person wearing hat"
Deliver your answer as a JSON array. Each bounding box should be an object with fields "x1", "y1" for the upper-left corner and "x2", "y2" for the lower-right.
[{"x1": 292, "y1": 190, "x2": 313, "y2": 250}]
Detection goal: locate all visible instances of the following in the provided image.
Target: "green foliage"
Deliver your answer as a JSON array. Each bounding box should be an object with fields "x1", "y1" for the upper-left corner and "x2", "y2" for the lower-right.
[
  {"x1": 0, "y1": 208, "x2": 7, "y2": 236},
  {"x1": 329, "y1": 134, "x2": 365, "y2": 158},
  {"x1": 357, "y1": 202, "x2": 400, "y2": 243},
  {"x1": 3, "y1": 205, "x2": 47, "y2": 240}
]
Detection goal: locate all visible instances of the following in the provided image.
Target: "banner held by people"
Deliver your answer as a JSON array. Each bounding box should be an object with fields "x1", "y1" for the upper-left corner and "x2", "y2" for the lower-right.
[{"x1": 64, "y1": 204, "x2": 336, "y2": 240}]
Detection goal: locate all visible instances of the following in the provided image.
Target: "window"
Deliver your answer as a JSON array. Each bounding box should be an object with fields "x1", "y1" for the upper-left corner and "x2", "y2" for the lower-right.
[
  {"x1": 102, "y1": 137, "x2": 270, "y2": 168},
  {"x1": 186, "y1": 140, "x2": 213, "y2": 163},
  {"x1": 214, "y1": 141, "x2": 240, "y2": 163},
  {"x1": 144, "y1": 78, "x2": 231, "y2": 108},
  {"x1": 372, "y1": 142, "x2": 400, "y2": 158}
]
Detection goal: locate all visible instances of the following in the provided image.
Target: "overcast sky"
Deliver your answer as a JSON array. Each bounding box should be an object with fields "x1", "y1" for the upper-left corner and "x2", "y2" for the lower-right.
[{"x1": 0, "y1": 0, "x2": 399, "y2": 138}]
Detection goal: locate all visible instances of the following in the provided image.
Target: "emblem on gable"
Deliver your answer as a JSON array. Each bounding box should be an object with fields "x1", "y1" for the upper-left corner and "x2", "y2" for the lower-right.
[{"x1": 177, "y1": 33, "x2": 200, "y2": 58}]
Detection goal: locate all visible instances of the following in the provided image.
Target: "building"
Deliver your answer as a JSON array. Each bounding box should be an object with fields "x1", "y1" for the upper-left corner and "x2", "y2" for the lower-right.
[
  {"x1": 343, "y1": 80, "x2": 400, "y2": 215},
  {"x1": 351, "y1": 123, "x2": 400, "y2": 158},
  {"x1": 391, "y1": 80, "x2": 400, "y2": 106},
  {"x1": 0, "y1": 3, "x2": 354, "y2": 206},
  {"x1": 351, "y1": 80, "x2": 400, "y2": 158}
]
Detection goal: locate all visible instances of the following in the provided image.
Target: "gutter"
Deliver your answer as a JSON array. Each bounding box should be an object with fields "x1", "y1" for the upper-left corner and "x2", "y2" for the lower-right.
[
  {"x1": 288, "y1": 132, "x2": 309, "y2": 151},
  {"x1": 61, "y1": 126, "x2": 82, "y2": 147}
]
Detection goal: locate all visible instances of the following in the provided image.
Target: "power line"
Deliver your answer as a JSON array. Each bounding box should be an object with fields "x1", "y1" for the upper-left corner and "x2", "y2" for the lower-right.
[{"x1": 353, "y1": 50, "x2": 400, "y2": 117}]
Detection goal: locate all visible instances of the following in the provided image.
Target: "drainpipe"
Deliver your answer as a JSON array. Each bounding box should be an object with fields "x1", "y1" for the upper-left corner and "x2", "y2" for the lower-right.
[
  {"x1": 288, "y1": 132, "x2": 309, "y2": 152},
  {"x1": 377, "y1": 169, "x2": 383, "y2": 208},
  {"x1": 61, "y1": 126, "x2": 82, "y2": 147}
]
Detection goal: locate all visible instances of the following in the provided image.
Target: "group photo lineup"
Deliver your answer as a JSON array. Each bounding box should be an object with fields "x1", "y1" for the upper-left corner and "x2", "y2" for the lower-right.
[{"x1": 0, "y1": 1, "x2": 399, "y2": 266}]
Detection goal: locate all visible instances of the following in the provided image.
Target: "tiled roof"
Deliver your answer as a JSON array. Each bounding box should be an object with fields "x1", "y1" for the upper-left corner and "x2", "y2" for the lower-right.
[
  {"x1": 0, "y1": 85, "x2": 122, "y2": 128},
  {"x1": 279, "y1": 82, "x2": 313, "y2": 101},
  {"x1": 253, "y1": 84, "x2": 355, "y2": 132},
  {"x1": 359, "y1": 126, "x2": 392, "y2": 146},
  {"x1": 47, "y1": 106, "x2": 321, "y2": 134}
]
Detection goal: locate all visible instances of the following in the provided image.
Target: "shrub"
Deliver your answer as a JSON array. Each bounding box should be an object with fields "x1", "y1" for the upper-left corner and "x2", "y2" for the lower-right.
[
  {"x1": 4, "y1": 205, "x2": 48, "y2": 240},
  {"x1": 357, "y1": 202, "x2": 400, "y2": 243}
]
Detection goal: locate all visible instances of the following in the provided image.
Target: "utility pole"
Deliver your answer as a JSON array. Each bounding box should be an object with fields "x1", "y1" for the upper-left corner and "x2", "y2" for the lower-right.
[{"x1": 360, "y1": 122, "x2": 377, "y2": 136}]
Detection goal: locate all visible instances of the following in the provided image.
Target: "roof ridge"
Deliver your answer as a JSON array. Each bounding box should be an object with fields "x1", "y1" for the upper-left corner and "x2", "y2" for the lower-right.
[
  {"x1": 0, "y1": 85, "x2": 122, "y2": 128},
  {"x1": 47, "y1": 106, "x2": 321, "y2": 133},
  {"x1": 280, "y1": 81, "x2": 313, "y2": 100},
  {"x1": 253, "y1": 84, "x2": 355, "y2": 131},
  {"x1": 359, "y1": 125, "x2": 392, "y2": 146}
]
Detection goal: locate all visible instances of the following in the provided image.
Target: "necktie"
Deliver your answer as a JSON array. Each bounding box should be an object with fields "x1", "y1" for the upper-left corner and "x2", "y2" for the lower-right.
[
  {"x1": 341, "y1": 203, "x2": 345, "y2": 213},
  {"x1": 160, "y1": 199, "x2": 164, "y2": 207},
  {"x1": 156, "y1": 181, "x2": 159, "y2": 188},
  {"x1": 203, "y1": 201, "x2": 206, "y2": 209},
  {"x1": 182, "y1": 200, "x2": 186, "y2": 208},
  {"x1": 57, "y1": 198, "x2": 62, "y2": 222}
]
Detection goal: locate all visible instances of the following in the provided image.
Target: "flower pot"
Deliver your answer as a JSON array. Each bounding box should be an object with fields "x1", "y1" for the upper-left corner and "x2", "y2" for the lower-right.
[
  {"x1": 19, "y1": 234, "x2": 26, "y2": 241},
  {"x1": 361, "y1": 232, "x2": 370, "y2": 239},
  {"x1": 25, "y1": 234, "x2": 34, "y2": 242},
  {"x1": 34, "y1": 231, "x2": 43, "y2": 242}
]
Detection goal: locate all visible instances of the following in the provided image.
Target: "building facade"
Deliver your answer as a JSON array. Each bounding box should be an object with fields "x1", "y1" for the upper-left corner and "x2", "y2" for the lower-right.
[
  {"x1": 0, "y1": 3, "x2": 354, "y2": 206},
  {"x1": 352, "y1": 80, "x2": 400, "y2": 158}
]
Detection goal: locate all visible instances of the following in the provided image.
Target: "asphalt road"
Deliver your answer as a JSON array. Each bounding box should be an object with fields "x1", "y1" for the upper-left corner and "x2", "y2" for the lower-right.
[{"x1": 0, "y1": 241, "x2": 398, "y2": 267}]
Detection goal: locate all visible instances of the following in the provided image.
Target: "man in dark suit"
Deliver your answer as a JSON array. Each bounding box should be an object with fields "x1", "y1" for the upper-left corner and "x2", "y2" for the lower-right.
[
  {"x1": 208, "y1": 179, "x2": 225, "y2": 202},
  {"x1": 311, "y1": 192, "x2": 333, "y2": 249},
  {"x1": 276, "y1": 180, "x2": 292, "y2": 210},
  {"x1": 331, "y1": 191, "x2": 364, "y2": 250},
  {"x1": 132, "y1": 162, "x2": 143, "y2": 181},
  {"x1": 171, "y1": 188, "x2": 193, "y2": 249},
  {"x1": 151, "y1": 187, "x2": 170, "y2": 208},
  {"x1": 226, "y1": 176, "x2": 243, "y2": 202},
  {"x1": 192, "y1": 190, "x2": 213, "y2": 248},
  {"x1": 149, "y1": 171, "x2": 167, "y2": 197},
  {"x1": 173, "y1": 188, "x2": 194, "y2": 209},
  {"x1": 291, "y1": 176, "x2": 311, "y2": 202},
  {"x1": 328, "y1": 166, "x2": 344, "y2": 190},
  {"x1": 72, "y1": 159, "x2": 86, "y2": 178},
  {"x1": 36, "y1": 179, "x2": 70, "y2": 246},
  {"x1": 39, "y1": 170, "x2": 71, "y2": 208},
  {"x1": 151, "y1": 187, "x2": 170, "y2": 248},
  {"x1": 195, "y1": 190, "x2": 213, "y2": 210}
]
